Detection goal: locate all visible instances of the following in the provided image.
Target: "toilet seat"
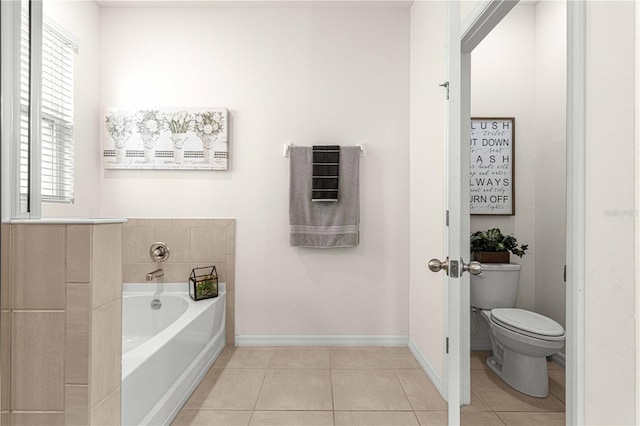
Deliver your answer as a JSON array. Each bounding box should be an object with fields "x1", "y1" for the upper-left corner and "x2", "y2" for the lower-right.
[{"x1": 490, "y1": 308, "x2": 565, "y2": 341}]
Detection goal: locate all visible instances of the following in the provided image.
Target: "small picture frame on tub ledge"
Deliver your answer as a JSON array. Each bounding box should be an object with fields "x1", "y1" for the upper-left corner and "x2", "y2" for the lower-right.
[
  {"x1": 470, "y1": 117, "x2": 515, "y2": 215},
  {"x1": 189, "y1": 266, "x2": 219, "y2": 301}
]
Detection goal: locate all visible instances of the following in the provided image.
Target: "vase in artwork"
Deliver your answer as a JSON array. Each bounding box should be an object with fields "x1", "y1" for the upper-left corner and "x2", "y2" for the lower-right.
[
  {"x1": 114, "y1": 137, "x2": 127, "y2": 163},
  {"x1": 143, "y1": 136, "x2": 157, "y2": 163},
  {"x1": 171, "y1": 133, "x2": 188, "y2": 164},
  {"x1": 201, "y1": 135, "x2": 216, "y2": 163}
]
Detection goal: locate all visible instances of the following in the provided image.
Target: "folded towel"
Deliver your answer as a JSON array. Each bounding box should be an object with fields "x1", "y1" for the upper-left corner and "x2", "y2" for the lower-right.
[
  {"x1": 312, "y1": 145, "x2": 340, "y2": 201},
  {"x1": 289, "y1": 146, "x2": 360, "y2": 247}
]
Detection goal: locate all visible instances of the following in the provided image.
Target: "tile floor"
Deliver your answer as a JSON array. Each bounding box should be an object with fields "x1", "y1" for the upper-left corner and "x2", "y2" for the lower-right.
[{"x1": 172, "y1": 347, "x2": 565, "y2": 426}]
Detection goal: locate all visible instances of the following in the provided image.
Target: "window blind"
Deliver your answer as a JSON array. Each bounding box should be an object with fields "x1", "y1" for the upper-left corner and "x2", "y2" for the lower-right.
[{"x1": 20, "y1": 6, "x2": 76, "y2": 204}]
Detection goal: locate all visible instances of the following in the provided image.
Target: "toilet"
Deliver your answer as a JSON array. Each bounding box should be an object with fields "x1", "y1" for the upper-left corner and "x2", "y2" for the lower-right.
[{"x1": 470, "y1": 263, "x2": 565, "y2": 397}]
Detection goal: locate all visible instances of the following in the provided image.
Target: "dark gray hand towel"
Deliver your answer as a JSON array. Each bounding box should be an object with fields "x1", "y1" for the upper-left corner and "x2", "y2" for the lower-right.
[
  {"x1": 312, "y1": 145, "x2": 340, "y2": 201},
  {"x1": 289, "y1": 146, "x2": 360, "y2": 247}
]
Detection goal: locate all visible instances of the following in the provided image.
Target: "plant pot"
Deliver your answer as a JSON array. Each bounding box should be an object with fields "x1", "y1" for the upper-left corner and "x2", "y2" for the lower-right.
[
  {"x1": 472, "y1": 251, "x2": 510, "y2": 263},
  {"x1": 171, "y1": 133, "x2": 188, "y2": 164},
  {"x1": 143, "y1": 136, "x2": 157, "y2": 163},
  {"x1": 114, "y1": 138, "x2": 127, "y2": 163}
]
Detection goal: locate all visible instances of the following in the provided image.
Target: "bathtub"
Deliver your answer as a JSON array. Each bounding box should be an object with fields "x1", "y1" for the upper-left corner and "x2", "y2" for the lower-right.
[{"x1": 121, "y1": 282, "x2": 226, "y2": 426}]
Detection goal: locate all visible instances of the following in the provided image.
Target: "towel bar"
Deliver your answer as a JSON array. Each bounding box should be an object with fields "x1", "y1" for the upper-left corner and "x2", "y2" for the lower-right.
[{"x1": 283, "y1": 143, "x2": 365, "y2": 158}]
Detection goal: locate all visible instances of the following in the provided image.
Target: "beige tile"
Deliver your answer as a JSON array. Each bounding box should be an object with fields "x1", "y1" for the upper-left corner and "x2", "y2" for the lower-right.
[
  {"x1": 90, "y1": 300, "x2": 122, "y2": 407},
  {"x1": 123, "y1": 263, "x2": 156, "y2": 283},
  {"x1": 414, "y1": 411, "x2": 447, "y2": 426},
  {"x1": 64, "y1": 385, "x2": 89, "y2": 426},
  {"x1": 184, "y1": 368, "x2": 266, "y2": 410},
  {"x1": 226, "y1": 255, "x2": 235, "y2": 291},
  {"x1": 269, "y1": 347, "x2": 331, "y2": 369},
  {"x1": 251, "y1": 411, "x2": 334, "y2": 426},
  {"x1": 1, "y1": 224, "x2": 11, "y2": 310},
  {"x1": 123, "y1": 226, "x2": 156, "y2": 263},
  {"x1": 89, "y1": 387, "x2": 120, "y2": 425},
  {"x1": 209, "y1": 219, "x2": 234, "y2": 228},
  {"x1": 497, "y1": 411, "x2": 564, "y2": 425},
  {"x1": 461, "y1": 387, "x2": 492, "y2": 412},
  {"x1": 190, "y1": 227, "x2": 227, "y2": 262},
  {"x1": 226, "y1": 221, "x2": 236, "y2": 255},
  {"x1": 461, "y1": 412, "x2": 505, "y2": 425},
  {"x1": 92, "y1": 224, "x2": 122, "y2": 308},
  {"x1": 211, "y1": 345, "x2": 235, "y2": 368},
  {"x1": 335, "y1": 411, "x2": 419, "y2": 425},
  {"x1": 65, "y1": 284, "x2": 90, "y2": 384},
  {"x1": 177, "y1": 219, "x2": 211, "y2": 227},
  {"x1": 1, "y1": 412, "x2": 8, "y2": 425},
  {"x1": 1, "y1": 311, "x2": 11, "y2": 412},
  {"x1": 396, "y1": 370, "x2": 447, "y2": 411},
  {"x1": 332, "y1": 369, "x2": 412, "y2": 411},
  {"x1": 384, "y1": 347, "x2": 421, "y2": 369},
  {"x1": 222, "y1": 347, "x2": 275, "y2": 369},
  {"x1": 255, "y1": 369, "x2": 332, "y2": 410},
  {"x1": 331, "y1": 347, "x2": 393, "y2": 369},
  {"x1": 11, "y1": 412, "x2": 64, "y2": 425},
  {"x1": 133, "y1": 218, "x2": 173, "y2": 227},
  {"x1": 547, "y1": 358, "x2": 563, "y2": 370},
  {"x1": 471, "y1": 369, "x2": 564, "y2": 411},
  {"x1": 548, "y1": 369, "x2": 565, "y2": 403},
  {"x1": 163, "y1": 263, "x2": 193, "y2": 283},
  {"x1": 66, "y1": 225, "x2": 91, "y2": 283},
  {"x1": 12, "y1": 311, "x2": 65, "y2": 411},
  {"x1": 12, "y1": 224, "x2": 66, "y2": 309},
  {"x1": 154, "y1": 226, "x2": 190, "y2": 262},
  {"x1": 471, "y1": 351, "x2": 492, "y2": 369},
  {"x1": 173, "y1": 410, "x2": 251, "y2": 426}
]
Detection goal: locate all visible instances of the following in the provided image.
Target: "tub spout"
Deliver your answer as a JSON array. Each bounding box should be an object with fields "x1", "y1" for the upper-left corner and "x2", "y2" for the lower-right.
[{"x1": 146, "y1": 268, "x2": 164, "y2": 281}]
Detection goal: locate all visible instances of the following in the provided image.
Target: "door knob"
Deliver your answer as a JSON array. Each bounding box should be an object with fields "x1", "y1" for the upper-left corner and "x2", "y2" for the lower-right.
[
  {"x1": 463, "y1": 260, "x2": 483, "y2": 275},
  {"x1": 428, "y1": 257, "x2": 449, "y2": 274}
]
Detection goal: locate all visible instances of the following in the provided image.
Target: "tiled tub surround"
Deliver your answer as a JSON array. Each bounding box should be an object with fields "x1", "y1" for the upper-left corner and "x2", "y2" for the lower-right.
[
  {"x1": 6, "y1": 221, "x2": 124, "y2": 425},
  {"x1": 122, "y1": 218, "x2": 236, "y2": 345}
]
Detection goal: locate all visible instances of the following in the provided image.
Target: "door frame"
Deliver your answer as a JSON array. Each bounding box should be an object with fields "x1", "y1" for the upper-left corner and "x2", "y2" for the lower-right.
[{"x1": 455, "y1": 1, "x2": 585, "y2": 424}]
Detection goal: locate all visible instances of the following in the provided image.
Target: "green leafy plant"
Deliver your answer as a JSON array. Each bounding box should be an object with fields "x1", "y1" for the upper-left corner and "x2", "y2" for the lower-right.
[{"x1": 470, "y1": 228, "x2": 528, "y2": 257}]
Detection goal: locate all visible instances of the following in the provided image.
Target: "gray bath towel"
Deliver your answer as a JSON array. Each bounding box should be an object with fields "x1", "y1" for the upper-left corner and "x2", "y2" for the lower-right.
[{"x1": 289, "y1": 146, "x2": 360, "y2": 247}]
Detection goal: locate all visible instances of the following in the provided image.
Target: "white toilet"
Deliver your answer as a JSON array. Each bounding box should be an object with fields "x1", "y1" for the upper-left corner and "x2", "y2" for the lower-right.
[{"x1": 470, "y1": 263, "x2": 565, "y2": 397}]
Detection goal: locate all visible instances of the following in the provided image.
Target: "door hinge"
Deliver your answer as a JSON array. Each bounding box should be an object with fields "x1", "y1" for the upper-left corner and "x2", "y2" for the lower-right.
[
  {"x1": 439, "y1": 81, "x2": 450, "y2": 100},
  {"x1": 446, "y1": 337, "x2": 449, "y2": 354},
  {"x1": 563, "y1": 265, "x2": 567, "y2": 283},
  {"x1": 446, "y1": 210, "x2": 449, "y2": 226}
]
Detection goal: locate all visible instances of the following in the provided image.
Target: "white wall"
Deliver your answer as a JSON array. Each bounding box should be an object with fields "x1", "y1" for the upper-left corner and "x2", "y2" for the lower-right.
[
  {"x1": 408, "y1": 0, "x2": 446, "y2": 382},
  {"x1": 584, "y1": 1, "x2": 637, "y2": 423},
  {"x1": 99, "y1": 5, "x2": 411, "y2": 337},
  {"x1": 533, "y1": 0, "x2": 566, "y2": 331},
  {"x1": 42, "y1": 0, "x2": 102, "y2": 218},
  {"x1": 470, "y1": 4, "x2": 537, "y2": 310}
]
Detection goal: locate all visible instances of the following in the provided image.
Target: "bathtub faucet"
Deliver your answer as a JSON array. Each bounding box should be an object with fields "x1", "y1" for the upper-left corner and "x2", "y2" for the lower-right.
[{"x1": 145, "y1": 268, "x2": 164, "y2": 281}]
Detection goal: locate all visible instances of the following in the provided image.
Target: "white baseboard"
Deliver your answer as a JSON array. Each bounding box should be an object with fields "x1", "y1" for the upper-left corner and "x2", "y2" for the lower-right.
[
  {"x1": 551, "y1": 351, "x2": 566, "y2": 368},
  {"x1": 408, "y1": 338, "x2": 445, "y2": 399},
  {"x1": 234, "y1": 335, "x2": 409, "y2": 347}
]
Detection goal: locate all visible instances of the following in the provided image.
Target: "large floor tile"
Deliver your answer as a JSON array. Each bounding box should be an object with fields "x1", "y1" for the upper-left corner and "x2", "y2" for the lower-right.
[
  {"x1": 548, "y1": 369, "x2": 565, "y2": 404},
  {"x1": 461, "y1": 387, "x2": 492, "y2": 412},
  {"x1": 269, "y1": 347, "x2": 331, "y2": 369},
  {"x1": 497, "y1": 411, "x2": 565, "y2": 426},
  {"x1": 184, "y1": 368, "x2": 266, "y2": 410},
  {"x1": 250, "y1": 411, "x2": 334, "y2": 426},
  {"x1": 471, "y1": 368, "x2": 564, "y2": 412},
  {"x1": 255, "y1": 369, "x2": 332, "y2": 410},
  {"x1": 395, "y1": 370, "x2": 447, "y2": 411},
  {"x1": 332, "y1": 370, "x2": 412, "y2": 411},
  {"x1": 470, "y1": 351, "x2": 492, "y2": 370},
  {"x1": 414, "y1": 411, "x2": 447, "y2": 426},
  {"x1": 172, "y1": 410, "x2": 252, "y2": 426},
  {"x1": 384, "y1": 347, "x2": 421, "y2": 369},
  {"x1": 331, "y1": 347, "x2": 393, "y2": 369},
  {"x1": 220, "y1": 347, "x2": 276, "y2": 369},
  {"x1": 335, "y1": 411, "x2": 419, "y2": 426}
]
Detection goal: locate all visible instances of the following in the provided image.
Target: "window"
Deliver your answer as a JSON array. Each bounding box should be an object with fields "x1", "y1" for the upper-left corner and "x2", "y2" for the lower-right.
[{"x1": 20, "y1": 4, "x2": 77, "y2": 204}]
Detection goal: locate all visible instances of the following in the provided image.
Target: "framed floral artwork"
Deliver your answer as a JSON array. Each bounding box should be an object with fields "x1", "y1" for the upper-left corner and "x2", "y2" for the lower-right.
[{"x1": 103, "y1": 107, "x2": 229, "y2": 170}]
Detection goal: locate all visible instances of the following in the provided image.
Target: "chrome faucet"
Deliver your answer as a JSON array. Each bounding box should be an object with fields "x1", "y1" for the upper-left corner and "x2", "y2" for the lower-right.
[{"x1": 146, "y1": 268, "x2": 164, "y2": 282}]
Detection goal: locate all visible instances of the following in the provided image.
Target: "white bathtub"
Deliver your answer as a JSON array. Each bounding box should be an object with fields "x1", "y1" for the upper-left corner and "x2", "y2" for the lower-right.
[{"x1": 121, "y1": 282, "x2": 226, "y2": 426}]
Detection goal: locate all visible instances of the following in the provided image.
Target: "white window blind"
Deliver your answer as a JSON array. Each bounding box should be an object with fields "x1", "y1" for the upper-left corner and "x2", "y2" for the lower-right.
[{"x1": 20, "y1": 6, "x2": 77, "y2": 204}]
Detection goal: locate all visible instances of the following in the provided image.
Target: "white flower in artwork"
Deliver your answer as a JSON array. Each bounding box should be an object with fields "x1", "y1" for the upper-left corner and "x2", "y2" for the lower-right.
[
  {"x1": 194, "y1": 111, "x2": 225, "y2": 140},
  {"x1": 146, "y1": 119, "x2": 158, "y2": 132},
  {"x1": 203, "y1": 124, "x2": 214, "y2": 135}
]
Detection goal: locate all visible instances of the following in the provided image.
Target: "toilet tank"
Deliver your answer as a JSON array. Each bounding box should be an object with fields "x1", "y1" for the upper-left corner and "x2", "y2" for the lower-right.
[{"x1": 470, "y1": 263, "x2": 521, "y2": 309}]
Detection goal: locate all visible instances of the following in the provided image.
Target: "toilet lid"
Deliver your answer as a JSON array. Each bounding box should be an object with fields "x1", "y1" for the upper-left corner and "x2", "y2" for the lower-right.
[{"x1": 491, "y1": 308, "x2": 565, "y2": 337}]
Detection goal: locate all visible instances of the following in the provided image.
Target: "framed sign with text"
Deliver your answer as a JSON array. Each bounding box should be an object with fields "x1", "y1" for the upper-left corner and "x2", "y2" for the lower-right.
[{"x1": 470, "y1": 117, "x2": 515, "y2": 215}]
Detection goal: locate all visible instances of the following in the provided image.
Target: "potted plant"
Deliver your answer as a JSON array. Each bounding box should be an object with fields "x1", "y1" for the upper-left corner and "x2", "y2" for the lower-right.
[
  {"x1": 194, "y1": 111, "x2": 225, "y2": 164},
  {"x1": 105, "y1": 111, "x2": 135, "y2": 163},
  {"x1": 165, "y1": 111, "x2": 194, "y2": 164},
  {"x1": 470, "y1": 228, "x2": 528, "y2": 263}
]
